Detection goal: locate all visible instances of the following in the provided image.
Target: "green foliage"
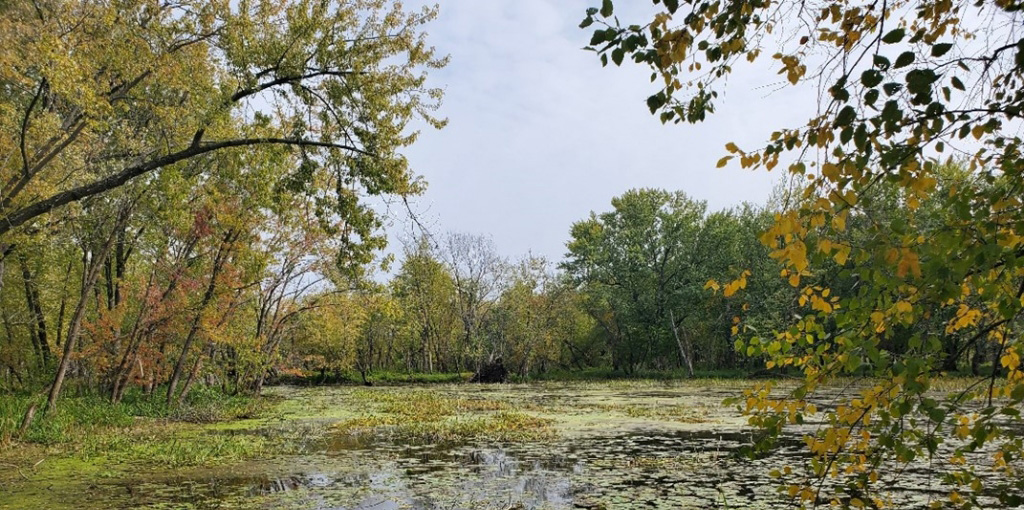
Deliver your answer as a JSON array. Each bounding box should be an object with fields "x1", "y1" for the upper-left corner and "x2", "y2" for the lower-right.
[{"x1": 563, "y1": 188, "x2": 786, "y2": 373}]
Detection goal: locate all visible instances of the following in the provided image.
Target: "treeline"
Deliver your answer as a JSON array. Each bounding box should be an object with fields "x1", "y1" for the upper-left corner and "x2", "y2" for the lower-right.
[
  {"x1": 282, "y1": 167, "x2": 1011, "y2": 383},
  {"x1": 282, "y1": 189, "x2": 793, "y2": 380},
  {"x1": 1, "y1": 185, "x2": 792, "y2": 403}
]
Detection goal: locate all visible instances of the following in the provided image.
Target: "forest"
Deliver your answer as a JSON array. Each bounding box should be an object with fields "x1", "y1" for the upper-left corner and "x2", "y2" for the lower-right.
[{"x1": 2, "y1": 0, "x2": 1024, "y2": 509}]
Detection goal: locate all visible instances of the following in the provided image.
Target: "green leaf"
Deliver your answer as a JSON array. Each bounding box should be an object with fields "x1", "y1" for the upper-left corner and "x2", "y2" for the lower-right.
[
  {"x1": 835, "y1": 105, "x2": 856, "y2": 127},
  {"x1": 873, "y1": 54, "x2": 890, "y2": 70},
  {"x1": 646, "y1": 93, "x2": 666, "y2": 113},
  {"x1": 883, "y1": 82, "x2": 902, "y2": 96},
  {"x1": 840, "y1": 126, "x2": 852, "y2": 144},
  {"x1": 663, "y1": 0, "x2": 680, "y2": 14},
  {"x1": 906, "y1": 69, "x2": 938, "y2": 95},
  {"x1": 844, "y1": 354, "x2": 861, "y2": 372},
  {"x1": 612, "y1": 48, "x2": 624, "y2": 65},
  {"x1": 894, "y1": 51, "x2": 915, "y2": 69},
  {"x1": 861, "y1": 69, "x2": 883, "y2": 88},
  {"x1": 882, "y1": 28, "x2": 905, "y2": 44},
  {"x1": 600, "y1": 0, "x2": 613, "y2": 18},
  {"x1": 931, "y1": 43, "x2": 953, "y2": 57}
]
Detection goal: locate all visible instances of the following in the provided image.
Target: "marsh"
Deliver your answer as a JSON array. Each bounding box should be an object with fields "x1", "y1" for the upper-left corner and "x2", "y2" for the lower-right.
[{"x1": 0, "y1": 381, "x2": 1000, "y2": 509}]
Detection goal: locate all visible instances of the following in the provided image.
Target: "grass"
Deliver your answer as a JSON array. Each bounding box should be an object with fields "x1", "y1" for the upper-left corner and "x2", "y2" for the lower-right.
[{"x1": 0, "y1": 386, "x2": 270, "y2": 469}]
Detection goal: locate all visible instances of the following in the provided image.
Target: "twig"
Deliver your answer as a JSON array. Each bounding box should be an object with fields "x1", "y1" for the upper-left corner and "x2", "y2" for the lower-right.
[{"x1": 0, "y1": 462, "x2": 31, "y2": 480}]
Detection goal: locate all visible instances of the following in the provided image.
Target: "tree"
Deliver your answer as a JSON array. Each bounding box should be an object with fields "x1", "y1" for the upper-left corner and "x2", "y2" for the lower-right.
[
  {"x1": 564, "y1": 188, "x2": 738, "y2": 374},
  {"x1": 439, "y1": 232, "x2": 507, "y2": 371},
  {"x1": 487, "y1": 256, "x2": 566, "y2": 378},
  {"x1": 391, "y1": 239, "x2": 460, "y2": 373},
  {"x1": 584, "y1": 1, "x2": 1024, "y2": 506},
  {"x1": 0, "y1": 0, "x2": 447, "y2": 413},
  {"x1": 288, "y1": 293, "x2": 363, "y2": 382},
  {"x1": 0, "y1": 0, "x2": 444, "y2": 240}
]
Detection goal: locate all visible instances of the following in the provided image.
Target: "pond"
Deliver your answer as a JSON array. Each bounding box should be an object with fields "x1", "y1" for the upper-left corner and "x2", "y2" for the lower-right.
[{"x1": 0, "y1": 381, "x2": 994, "y2": 509}]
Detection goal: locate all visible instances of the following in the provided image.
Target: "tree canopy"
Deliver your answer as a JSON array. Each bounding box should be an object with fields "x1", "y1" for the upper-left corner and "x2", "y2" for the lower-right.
[{"x1": 0, "y1": 0, "x2": 445, "y2": 245}]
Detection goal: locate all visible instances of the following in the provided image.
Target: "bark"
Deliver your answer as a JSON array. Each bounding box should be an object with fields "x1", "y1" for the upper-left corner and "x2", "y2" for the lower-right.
[
  {"x1": 0, "y1": 243, "x2": 14, "y2": 296},
  {"x1": 177, "y1": 343, "x2": 211, "y2": 405},
  {"x1": 19, "y1": 257, "x2": 49, "y2": 366},
  {"x1": 18, "y1": 403, "x2": 37, "y2": 436}
]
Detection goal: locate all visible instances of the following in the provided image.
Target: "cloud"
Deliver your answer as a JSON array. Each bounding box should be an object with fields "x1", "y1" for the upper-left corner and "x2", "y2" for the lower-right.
[{"x1": 394, "y1": 0, "x2": 815, "y2": 263}]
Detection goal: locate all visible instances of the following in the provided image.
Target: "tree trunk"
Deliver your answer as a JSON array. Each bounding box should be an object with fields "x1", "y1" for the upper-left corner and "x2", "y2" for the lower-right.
[
  {"x1": 46, "y1": 206, "x2": 127, "y2": 412},
  {"x1": 166, "y1": 230, "x2": 234, "y2": 406},
  {"x1": 46, "y1": 249, "x2": 109, "y2": 412},
  {"x1": 669, "y1": 310, "x2": 695, "y2": 377},
  {"x1": 176, "y1": 343, "x2": 210, "y2": 406}
]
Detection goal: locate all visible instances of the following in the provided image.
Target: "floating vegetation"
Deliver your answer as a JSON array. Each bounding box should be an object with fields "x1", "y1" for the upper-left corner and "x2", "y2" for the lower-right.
[
  {"x1": 0, "y1": 381, "x2": 1003, "y2": 509},
  {"x1": 333, "y1": 389, "x2": 551, "y2": 443}
]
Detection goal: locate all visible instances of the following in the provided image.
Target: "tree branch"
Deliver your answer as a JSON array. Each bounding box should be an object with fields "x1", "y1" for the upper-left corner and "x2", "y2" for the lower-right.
[{"x1": 0, "y1": 137, "x2": 373, "y2": 237}]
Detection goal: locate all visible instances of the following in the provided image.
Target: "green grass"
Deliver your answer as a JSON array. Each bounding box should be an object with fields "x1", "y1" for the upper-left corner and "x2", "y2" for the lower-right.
[
  {"x1": 366, "y1": 370, "x2": 471, "y2": 384},
  {"x1": 0, "y1": 386, "x2": 267, "y2": 448}
]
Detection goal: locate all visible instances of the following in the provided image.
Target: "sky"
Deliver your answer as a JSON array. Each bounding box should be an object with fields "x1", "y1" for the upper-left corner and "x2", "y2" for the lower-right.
[{"x1": 389, "y1": 0, "x2": 818, "y2": 265}]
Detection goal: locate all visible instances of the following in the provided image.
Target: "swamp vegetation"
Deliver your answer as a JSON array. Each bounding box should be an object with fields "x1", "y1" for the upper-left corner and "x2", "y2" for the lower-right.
[{"x1": 2, "y1": 380, "x2": 1008, "y2": 510}]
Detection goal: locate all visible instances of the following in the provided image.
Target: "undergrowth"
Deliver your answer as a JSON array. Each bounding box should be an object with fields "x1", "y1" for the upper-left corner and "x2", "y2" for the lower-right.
[{"x1": 0, "y1": 386, "x2": 267, "y2": 448}]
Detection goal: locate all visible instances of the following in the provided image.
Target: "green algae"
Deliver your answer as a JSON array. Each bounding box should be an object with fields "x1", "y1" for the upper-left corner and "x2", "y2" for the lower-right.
[{"x1": 0, "y1": 380, "x2": 1000, "y2": 509}]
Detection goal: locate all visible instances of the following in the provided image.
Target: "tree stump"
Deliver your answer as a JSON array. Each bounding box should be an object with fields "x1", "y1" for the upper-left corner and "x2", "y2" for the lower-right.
[{"x1": 470, "y1": 358, "x2": 508, "y2": 383}]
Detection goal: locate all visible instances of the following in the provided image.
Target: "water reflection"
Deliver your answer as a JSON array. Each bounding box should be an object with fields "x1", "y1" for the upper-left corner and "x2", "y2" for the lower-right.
[{"x1": 131, "y1": 431, "x2": 785, "y2": 510}]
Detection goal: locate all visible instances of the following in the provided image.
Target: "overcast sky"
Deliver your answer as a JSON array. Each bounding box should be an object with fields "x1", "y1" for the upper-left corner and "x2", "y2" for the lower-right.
[{"x1": 390, "y1": 0, "x2": 818, "y2": 265}]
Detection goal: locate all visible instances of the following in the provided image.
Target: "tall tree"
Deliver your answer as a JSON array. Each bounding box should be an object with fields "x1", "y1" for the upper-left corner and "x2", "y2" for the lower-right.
[
  {"x1": 564, "y1": 189, "x2": 724, "y2": 373},
  {"x1": 0, "y1": 0, "x2": 445, "y2": 239},
  {"x1": 439, "y1": 232, "x2": 507, "y2": 371}
]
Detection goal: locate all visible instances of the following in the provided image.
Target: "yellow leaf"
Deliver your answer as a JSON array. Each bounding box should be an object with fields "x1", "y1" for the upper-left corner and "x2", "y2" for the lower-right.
[
  {"x1": 896, "y1": 248, "x2": 922, "y2": 278},
  {"x1": 724, "y1": 281, "x2": 740, "y2": 297},
  {"x1": 831, "y1": 210, "x2": 848, "y2": 231},
  {"x1": 716, "y1": 156, "x2": 732, "y2": 168},
  {"x1": 834, "y1": 245, "x2": 850, "y2": 265},
  {"x1": 822, "y1": 162, "x2": 840, "y2": 181}
]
